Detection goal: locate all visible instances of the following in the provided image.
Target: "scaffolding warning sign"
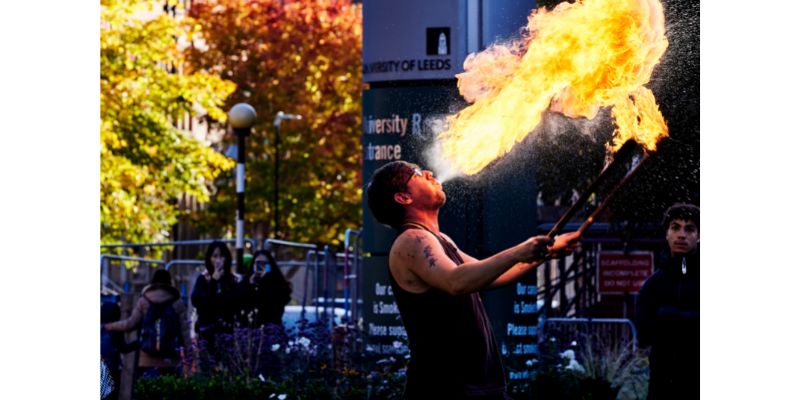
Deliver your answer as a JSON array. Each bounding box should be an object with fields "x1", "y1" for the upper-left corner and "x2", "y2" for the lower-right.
[{"x1": 597, "y1": 251, "x2": 654, "y2": 294}]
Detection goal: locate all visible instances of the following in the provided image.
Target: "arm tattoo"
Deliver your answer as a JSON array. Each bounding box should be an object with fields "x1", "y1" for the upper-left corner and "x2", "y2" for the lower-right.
[
  {"x1": 411, "y1": 234, "x2": 438, "y2": 268},
  {"x1": 422, "y1": 245, "x2": 437, "y2": 269}
]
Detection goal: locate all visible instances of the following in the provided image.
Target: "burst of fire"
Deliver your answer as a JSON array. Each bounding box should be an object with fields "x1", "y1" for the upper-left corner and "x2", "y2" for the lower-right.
[{"x1": 436, "y1": 0, "x2": 669, "y2": 176}]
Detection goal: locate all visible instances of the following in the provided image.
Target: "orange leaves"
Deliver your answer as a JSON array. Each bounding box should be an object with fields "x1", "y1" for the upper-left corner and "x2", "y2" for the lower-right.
[{"x1": 188, "y1": 0, "x2": 363, "y2": 243}]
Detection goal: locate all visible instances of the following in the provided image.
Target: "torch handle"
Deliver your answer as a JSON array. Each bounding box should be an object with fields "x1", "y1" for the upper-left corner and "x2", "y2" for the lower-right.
[
  {"x1": 547, "y1": 139, "x2": 638, "y2": 238},
  {"x1": 576, "y1": 152, "x2": 651, "y2": 236}
]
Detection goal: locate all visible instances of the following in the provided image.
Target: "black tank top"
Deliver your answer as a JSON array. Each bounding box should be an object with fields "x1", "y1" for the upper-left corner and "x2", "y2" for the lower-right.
[{"x1": 389, "y1": 222, "x2": 507, "y2": 399}]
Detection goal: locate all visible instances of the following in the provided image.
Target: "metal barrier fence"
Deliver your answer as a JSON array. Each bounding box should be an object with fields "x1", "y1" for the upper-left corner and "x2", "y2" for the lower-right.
[
  {"x1": 540, "y1": 317, "x2": 648, "y2": 400},
  {"x1": 101, "y1": 239, "x2": 256, "y2": 294},
  {"x1": 101, "y1": 238, "x2": 258, "y2": 252},
  {"x1": 260, "y1": 238, "x2": 361, "y2": 326},
  {"x1": 101, "y1": 233, "x2": 366, "y2": 330},
  {"x1": 540, "y1": 317, "x2": 638, "y2": 352},
  {"x1": 164, "y1": 260, "x2": 206, "y2": 304},
  {"x1": 343, "y1": 229, "x2": 362, "y2": 324},
  {"x1": 264, "y1": 239, "x2": 323, "y2": 323},
  {"x1": 100, "y1": 254, "x2": 165, "y2": 294}
]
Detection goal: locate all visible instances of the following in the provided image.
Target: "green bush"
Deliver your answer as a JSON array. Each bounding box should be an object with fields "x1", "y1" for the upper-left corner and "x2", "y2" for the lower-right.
[
  {"x1": 133, "y1": 320, "x2": 406, "y2": 399},
  {"x1": 522, "y1": 332, "x2": 649, "y2": 400},
  {"x1": 134, "y1": 371, "x2": 405, "y2": 400},
  {"x1": 134, "y1": 374, "x2": 273, "y2": 400}
]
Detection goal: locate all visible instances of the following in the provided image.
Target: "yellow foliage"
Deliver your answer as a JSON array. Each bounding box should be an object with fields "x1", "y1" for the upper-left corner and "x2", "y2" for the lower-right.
[{"x1": 101, "y1": 0, "x2": 236, "y2": 244}]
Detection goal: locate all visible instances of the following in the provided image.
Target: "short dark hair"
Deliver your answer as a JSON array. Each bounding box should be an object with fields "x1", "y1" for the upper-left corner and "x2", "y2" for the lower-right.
[
  {"x1": 662, "y1": 203, "x2": 699, "y2": 231},
  {"x1": 366, "y1": 161, "x2": 418, "y2": 229}
]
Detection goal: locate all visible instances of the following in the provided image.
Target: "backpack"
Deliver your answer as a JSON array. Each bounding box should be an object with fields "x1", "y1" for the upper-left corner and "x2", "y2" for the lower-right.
[{"x1": 139, "y1": 297, "x2": 181, "y2": 357}]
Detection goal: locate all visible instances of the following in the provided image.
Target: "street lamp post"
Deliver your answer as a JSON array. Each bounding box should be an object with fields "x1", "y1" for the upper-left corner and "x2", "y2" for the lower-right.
[
  {"x1": 273, "y1": 111, "x2": 302, "y2": 239},
  {"x1": 228, "y1": 103, "x2": 257, "y2": 273}
]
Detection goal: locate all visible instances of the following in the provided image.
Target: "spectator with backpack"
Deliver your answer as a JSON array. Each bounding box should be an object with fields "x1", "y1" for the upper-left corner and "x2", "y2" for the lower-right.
[
  {"x1": 241, "y1": 250, "x2": 292, "y2": 327},
  {"x1": 104, "y1": 269, "x2": 191, "y2": 377},
  {"x1": 191, "y1": 241, "x2": 244, "y2": 346}
]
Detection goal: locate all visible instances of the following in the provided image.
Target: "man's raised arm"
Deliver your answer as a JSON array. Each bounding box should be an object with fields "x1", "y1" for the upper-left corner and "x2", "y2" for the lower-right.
[
  {"x1": 486, "y1": 231, "x2": 581, "y2": 289},
  {"x1": 391, "y1": 229, "x2": 552, "y2": 296}
]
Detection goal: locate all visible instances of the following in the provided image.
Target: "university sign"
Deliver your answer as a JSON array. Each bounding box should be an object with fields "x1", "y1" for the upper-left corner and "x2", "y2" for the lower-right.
[
  {"x1": 361, "y1": 85, "x2": 464, "y2": 253},
  {"x1": 362, "y1": 1, "x2": 462, "y2": 83}
]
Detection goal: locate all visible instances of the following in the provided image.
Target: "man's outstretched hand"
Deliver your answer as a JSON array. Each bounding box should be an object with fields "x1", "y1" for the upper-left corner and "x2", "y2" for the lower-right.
[{"x1": 547, "y1": 231, "x2": 581, "y2": 259}]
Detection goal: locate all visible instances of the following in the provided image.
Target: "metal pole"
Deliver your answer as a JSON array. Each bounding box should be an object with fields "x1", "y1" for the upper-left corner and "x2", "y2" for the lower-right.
[
  {"x1": 558, "y1": 257, "x2": 567, "y2": 315},
  {"x1": 229, "y1": 103, "x2": 256, "y2": 274},
  {"x1": 274, "y1": 122, "x2": 280, "y2": 238},
  {"x1": 343, "y1": 229, "x2": 360, "y2": 322},
  {"x1": 101, "y1": 255, "x2": 110, "y2": 290},
  {"x1": 543, "y1": 261, "x2": 552, "y2": 316},
  {"x1": 235, "y1": 127, "x2": 248, "y2": 273},
  {"x1": 101, "y1": 238, "x2": 246, "y2": 250},
  {"x1": 264, "y1": 238, "x2": 318, "y2": 251},
  {"x1": 353, "y1": 232, "x2": 362, "y2": 324}
]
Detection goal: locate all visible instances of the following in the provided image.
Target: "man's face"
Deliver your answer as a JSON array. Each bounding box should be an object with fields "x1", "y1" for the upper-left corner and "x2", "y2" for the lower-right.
[
  {"x1": 404, "y1": 165, "x2": 446, "y2": 209},
  {"x1": 666, "y1": 219, "x2": 699, "y2": 256}
]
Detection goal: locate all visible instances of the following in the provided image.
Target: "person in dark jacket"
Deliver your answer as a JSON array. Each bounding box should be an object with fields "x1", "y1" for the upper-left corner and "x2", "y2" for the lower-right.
[
  {"x1": 635, "y1": 203, "x2": 700, "y2": 400},
  {"x1": 191, "y1": 241, "x2": 243, "y2": 345},
  {"x1": 241, "y1": 250, "x2": 292, "y2": 327}
]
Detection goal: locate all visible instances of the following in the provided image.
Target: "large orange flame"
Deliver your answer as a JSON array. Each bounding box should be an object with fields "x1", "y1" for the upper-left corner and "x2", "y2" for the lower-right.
[{"x1": 435, "y1": 0, "x2": 669, "y2": 177}]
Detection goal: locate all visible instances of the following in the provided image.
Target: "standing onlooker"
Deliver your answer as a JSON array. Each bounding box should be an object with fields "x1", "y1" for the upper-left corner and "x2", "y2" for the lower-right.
[
  {"x1": 241, "y1": 250, "x2": 292, "y2": 327},
  {"x1": 635, "y1": 203, "x2": 700, "y2": 400},
  {"x1": 104, "y1": 269, "x2": 192, "y2": 378},
  {"x1": 191, "y1": 241, "x2": 243, "y2": 345}
]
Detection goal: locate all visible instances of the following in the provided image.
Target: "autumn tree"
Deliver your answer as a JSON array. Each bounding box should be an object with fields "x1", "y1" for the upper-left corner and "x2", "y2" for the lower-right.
[
  {"x1": 186, "y1": 0, "x2": 363, "y2": 245},
  {"x1": 101, "y1": 0, "x2": 236, "y2": 244}
]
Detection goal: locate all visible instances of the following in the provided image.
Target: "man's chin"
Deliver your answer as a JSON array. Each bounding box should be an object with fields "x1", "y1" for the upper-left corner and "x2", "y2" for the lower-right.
[{"x1": 670, "y1": 247, "x2": 696, "y2": 256}]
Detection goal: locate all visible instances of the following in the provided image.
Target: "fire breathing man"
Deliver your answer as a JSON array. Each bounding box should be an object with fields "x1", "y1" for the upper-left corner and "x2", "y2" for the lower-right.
[
  {"x1": 635, "y1": 203, "x2": 700, "y2": 400},
  {"x1": 366, "y1": 160, "x2": 580, "y2": 399}
]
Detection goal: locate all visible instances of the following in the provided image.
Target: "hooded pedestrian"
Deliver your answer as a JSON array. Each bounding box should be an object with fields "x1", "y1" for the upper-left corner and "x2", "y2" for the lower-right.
[{"x1": 635, "y1": 203, "x2": 700, "y2": 400}]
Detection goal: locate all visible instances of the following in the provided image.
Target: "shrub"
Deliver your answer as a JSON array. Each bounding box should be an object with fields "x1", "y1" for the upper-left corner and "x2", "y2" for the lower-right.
[
  {"x1": 134, "y1": 318, "x2": 406, "y2": 399},
  {"x1": 525, "y1": 333, "x2": 649, "y2": 400}
]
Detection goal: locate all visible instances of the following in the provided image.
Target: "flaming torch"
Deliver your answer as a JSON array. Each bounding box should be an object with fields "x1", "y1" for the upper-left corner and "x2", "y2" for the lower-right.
[
  {"x1": 546, "y1": 138, "x2": 638, "y2": 237},
  {"x1": 431, "y1": 0, "x2": 669, "y2": 180},
  {"x1": 575, "y1": 151, "x2": 651, "y2": 235},
  {"x1": 427, "y1": 0, "x2": 671, "y2": 234}
]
